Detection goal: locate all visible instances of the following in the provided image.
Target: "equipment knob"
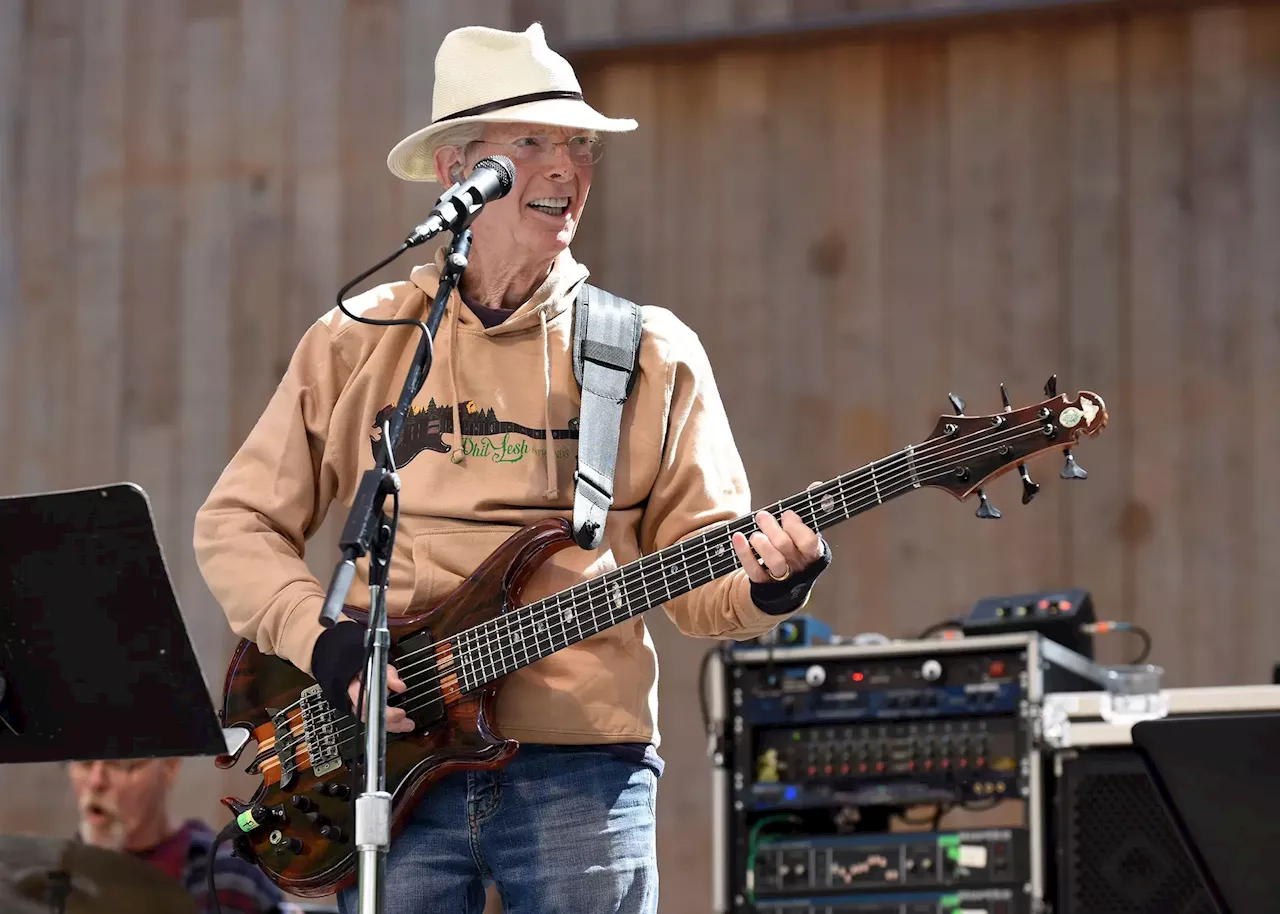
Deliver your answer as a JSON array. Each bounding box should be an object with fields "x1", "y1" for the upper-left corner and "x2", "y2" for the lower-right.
[
  {"x1": 921, "y1": 659, "x2": 943, "y2": 681},
  {"x1": 805, "y1": 665, "x2": 826, "y2": 687}
]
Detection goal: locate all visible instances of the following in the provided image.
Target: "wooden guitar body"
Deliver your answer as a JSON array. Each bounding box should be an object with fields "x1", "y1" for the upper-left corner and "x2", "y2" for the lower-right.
[{"x1": 216, "y1": 518, "x2": 575, "y2": 897}]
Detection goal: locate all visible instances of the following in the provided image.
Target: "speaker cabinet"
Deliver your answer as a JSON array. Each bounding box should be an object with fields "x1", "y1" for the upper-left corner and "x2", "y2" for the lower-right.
[{"x1": 1054, "y1": 748, "x2": 1216, "y2": 914}]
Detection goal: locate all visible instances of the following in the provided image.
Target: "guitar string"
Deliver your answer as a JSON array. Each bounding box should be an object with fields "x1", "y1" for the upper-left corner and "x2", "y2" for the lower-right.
[
  {"x1": 308, "y1": 421, "x2": 1061, "y2": 751},
  {"x1": 383, "y1": 423, "x2": 1052, "y2": 721},
  {"x1": 386, "y1": 411, "x2": 1052, "y2": 684},
  {"x1": 254, "y1": 410, "x2": 1062, "y2": 770}
]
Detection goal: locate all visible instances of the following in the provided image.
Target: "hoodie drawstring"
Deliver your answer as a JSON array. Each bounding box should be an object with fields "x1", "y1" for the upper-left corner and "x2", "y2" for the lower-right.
[
  {"x1": 540, "y1": 309, "x2": 557, "y2": 499},
  {"x1": 449, "y1": 298, "x2": 465, "y2": 465}
]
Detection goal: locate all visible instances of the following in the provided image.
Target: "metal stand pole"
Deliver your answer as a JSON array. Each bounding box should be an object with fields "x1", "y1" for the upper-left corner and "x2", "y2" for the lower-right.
[{"x1": 357, "y1": 524, "x2": 393, "y2": 914}]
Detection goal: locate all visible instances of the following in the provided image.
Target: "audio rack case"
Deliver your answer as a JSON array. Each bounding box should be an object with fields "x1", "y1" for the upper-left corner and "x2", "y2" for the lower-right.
[{"x1": 708, "y1": 632, "x2": 1108, "y2": 914}]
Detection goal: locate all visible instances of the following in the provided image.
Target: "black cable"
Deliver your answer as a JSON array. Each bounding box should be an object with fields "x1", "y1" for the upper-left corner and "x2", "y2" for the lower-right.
[
  {"x1": 916, "y1": 617, "x2": 964, "y2": 640},
  {"x1": 1081, "y1": 621, "x2": 1153, "y2": 664},
  {"x1": 206, "y1": 818, "x2": 243, "y2": 914}
]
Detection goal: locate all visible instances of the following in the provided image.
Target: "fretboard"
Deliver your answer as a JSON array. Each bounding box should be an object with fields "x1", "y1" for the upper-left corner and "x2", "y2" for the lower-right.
[{"x1": 450, "y1": 443, "x2": 930, "y2": 692}]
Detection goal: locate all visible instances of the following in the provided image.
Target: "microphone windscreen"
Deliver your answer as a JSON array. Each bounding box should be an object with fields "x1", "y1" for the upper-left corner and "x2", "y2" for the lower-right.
[{"x1": 473, "y1": 155, "x2": 517, "y2": 195}]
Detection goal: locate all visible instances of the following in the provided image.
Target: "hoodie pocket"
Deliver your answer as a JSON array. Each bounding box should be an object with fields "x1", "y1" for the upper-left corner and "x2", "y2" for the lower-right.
[
  {"x1": 409, "y1": 524, "x2": 524, "y2": 611},
  {"x1": 408, "y1": 521, "x2": 625, "y2": 613}
]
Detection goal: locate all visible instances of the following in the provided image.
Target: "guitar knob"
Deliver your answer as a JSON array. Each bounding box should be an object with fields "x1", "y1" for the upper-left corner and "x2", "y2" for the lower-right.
[
  {"x1": 306, "y1": 811, "x2": 330, "y2": 828},
  {"x1": 322, "y1": 782, "x2": 351, "y2": 800},
  {"x1": 320, "y1": 825, "x2": 347, "y2": 843},
  {"x1": 290, "y1": 795, "x2": 316, "y2": 813},
  {"x1": 285, "y1": 836, "x2": 304, "y2": 854}
]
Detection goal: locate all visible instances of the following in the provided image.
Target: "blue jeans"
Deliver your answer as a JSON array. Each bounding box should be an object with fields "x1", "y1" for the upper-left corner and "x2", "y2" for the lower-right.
[{"x1": 336, "y1": 745, "x2": 659, "y2": 914}]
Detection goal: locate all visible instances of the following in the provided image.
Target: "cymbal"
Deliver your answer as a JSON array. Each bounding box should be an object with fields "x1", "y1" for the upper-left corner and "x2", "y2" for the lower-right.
[{"x1": 0, "y1": 834, "x2": 197, "y2": 914}]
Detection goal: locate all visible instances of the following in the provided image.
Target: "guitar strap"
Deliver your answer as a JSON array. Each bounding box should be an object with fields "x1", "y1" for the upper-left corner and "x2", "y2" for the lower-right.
[{"x1": 570, "y1": 282, "x2": 644, "y2": 550}]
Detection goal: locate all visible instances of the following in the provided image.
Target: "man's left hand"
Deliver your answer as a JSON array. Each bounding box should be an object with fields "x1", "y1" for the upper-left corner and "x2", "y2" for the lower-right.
[{"x1": 731, "y1": 500, "x2": 825, "y2": 585}]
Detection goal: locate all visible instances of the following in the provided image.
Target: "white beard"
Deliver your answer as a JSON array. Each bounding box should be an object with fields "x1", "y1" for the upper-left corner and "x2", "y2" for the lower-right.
[{"x1": 78, "y1": 803, "x2": 127, "y2": 852}]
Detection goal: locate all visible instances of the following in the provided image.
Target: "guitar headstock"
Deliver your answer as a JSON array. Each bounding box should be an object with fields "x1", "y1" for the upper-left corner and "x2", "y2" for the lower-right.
[{"x1": 918, "y1": 376, "x2": 1107, "y2": 516}]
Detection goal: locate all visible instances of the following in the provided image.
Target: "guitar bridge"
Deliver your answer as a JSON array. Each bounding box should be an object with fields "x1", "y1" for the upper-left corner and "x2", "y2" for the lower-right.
[
  {"x1": 300, "y1": 684, "x2": 343, "y2": 777},
  {"x1": 269, "y1": 706, "x2": 300, "y2": 789}
]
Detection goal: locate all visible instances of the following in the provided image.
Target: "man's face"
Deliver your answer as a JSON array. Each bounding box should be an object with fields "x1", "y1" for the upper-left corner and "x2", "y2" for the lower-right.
[
  {"x1": 456, "y1": 122, "x2": 599, "y2": 262},
  {"x1": 68, "y1": 758, "x2": 179, "y2": 851}
]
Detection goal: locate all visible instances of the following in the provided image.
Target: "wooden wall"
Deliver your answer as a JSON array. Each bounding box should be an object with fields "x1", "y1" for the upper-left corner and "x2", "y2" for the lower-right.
[{"x1": 3, "y1": 1, "x2": 1280, "y2": 912}]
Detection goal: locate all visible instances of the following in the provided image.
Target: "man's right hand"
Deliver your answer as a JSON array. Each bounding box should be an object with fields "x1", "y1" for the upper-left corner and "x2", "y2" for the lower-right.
[{"x1": 347, "y1": 664, "x2": 415, "y2": 733}]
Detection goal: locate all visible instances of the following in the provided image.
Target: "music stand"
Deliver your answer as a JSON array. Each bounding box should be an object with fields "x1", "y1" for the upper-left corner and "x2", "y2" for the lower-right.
[
  {"x1": 1132, "y1": 712, "x2": 1280, "y2": 914},
  {"x1": 0, "y1": 483, "x2": 228, "y2": 764}
]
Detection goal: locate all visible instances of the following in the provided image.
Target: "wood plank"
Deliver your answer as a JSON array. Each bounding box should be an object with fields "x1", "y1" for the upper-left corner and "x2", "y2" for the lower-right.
[
  {"x1": 736, "y1": 0, "x2": 792, "y2": 28},
  {"x1": 619, "y1": 0, "x2": 681, "y2": 37},
  {"x1": 1063, "y1": 18, "x2": 1129, "y2": 665},
  {"x1": 15, "y1": 0, "x2": 81, "y2": 496},
  {"x1": 596, "y1": 61, "x2": 660, "y2": 302},
  {"x1": 0, "y1": 0, "x2": 26, "y2": 489},
  {"x1": 229, "y1": 0, "x2": 290, "y2": 440},
  {"x1": 121, "y1": 0, "x2": 184, "y2": 552},
  {"x1": 71, "y1": 0, "x2": 127, "y2": 490},
  {"x1": 882, "y1": 34, "x2": 953, "y2": 640},
  {"x1": 561, "y1": 0, "x2": 620, "y2": 43},
  {"x1": 511, "y1": 0, "x2": 563, "y2": 39},
  {"x1": 682, "y1": 0, "x2": 736, "y2": 31},
  {"x1": 702, "y1": 49, "x2": 770, "y2": 488},
  {"x1": 944, "y1": 24, "x2": 1018, "y2": 606},
  {"x1": 766, "y1": 44, "x2": 832, "y2": 498},
  {"x1": 1248, "y1": 4, "x2": 1280, "y2": 685},
  {"x1": 340, "y1": 0, "x2": 405, "y2": 297},
  {"x1": 1186, "y1": 5, "x2": 1251, "y2": 685},
  {"x1": 824, "y1": 39, "x2": 889, "y2": 639},
  {"x1": 1126, "y1": 12, "x2": 1192, "y2": 682},
  {"x1": 1002, "y1": 25, "x2": 1070, "y2": 600}
]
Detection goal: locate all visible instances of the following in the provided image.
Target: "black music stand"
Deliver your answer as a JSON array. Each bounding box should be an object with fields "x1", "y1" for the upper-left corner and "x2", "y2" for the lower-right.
[
  {"x1": 0, "y1": 483, "x2": 228, "y2": 764},
  {"x1": 1132, "y1": 712, "x2": 1280, "y2": 914}
]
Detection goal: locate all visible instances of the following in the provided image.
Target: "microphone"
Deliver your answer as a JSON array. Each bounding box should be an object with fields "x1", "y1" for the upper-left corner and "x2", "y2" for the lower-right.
[{"x1": 405, "y1": 155, "x2": 517, "y2": 246}]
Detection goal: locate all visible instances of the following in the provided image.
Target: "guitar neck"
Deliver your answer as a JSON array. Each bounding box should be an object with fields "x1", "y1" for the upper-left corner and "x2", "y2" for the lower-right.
[{"x1": 451, "y1": 443, "x2": 929, "y2": 692}]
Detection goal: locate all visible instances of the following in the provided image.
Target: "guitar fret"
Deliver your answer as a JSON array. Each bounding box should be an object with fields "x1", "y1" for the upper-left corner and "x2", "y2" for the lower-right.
[
  {"x1": 453, "y1": 630, "x2": 468, "y2": 692},
  {"x1": 455, "y1": 439, "x2": 966, "y2": 692}
]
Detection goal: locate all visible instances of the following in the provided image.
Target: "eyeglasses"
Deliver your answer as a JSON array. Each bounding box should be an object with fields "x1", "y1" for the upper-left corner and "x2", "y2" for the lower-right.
[
  {"x1": 477, "y1": 135, "x2": 603, "y2": 166},
  {"x1": 70, "y1": 759, "x2": 153, "y2": 776}
]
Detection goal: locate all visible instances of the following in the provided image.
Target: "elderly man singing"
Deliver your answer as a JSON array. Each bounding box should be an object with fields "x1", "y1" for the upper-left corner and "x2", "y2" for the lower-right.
[{"x1": 195, "y1": 22, "x2": 831, "y2": 914}]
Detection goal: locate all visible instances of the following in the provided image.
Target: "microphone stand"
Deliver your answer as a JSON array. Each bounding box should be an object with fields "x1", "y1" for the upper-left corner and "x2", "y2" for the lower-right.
[{"x1": 318, "y1": 226, "x2": 474, "y2": 914}]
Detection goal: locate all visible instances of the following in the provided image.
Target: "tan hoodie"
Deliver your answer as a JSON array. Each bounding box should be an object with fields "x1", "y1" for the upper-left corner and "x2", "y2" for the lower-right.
[{"x1": 194, "y1": 247, "x2": 794, "y2": 746}]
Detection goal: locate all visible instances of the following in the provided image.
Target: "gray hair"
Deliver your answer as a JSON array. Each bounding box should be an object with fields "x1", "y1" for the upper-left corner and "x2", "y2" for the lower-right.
[{"x1": 429, "y1": 122, "x2": 488, "y2": 165}]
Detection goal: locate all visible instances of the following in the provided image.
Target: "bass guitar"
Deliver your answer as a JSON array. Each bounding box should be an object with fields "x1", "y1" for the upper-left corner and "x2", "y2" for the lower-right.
[{"x1": 215, "y1": 380, "x2": 1107, "y2": 896}]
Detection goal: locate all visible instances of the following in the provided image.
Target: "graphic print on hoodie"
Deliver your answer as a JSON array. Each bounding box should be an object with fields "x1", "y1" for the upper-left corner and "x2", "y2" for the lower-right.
[{"x1": 371, "y1": 400, "x2": 581, "y2": 468}]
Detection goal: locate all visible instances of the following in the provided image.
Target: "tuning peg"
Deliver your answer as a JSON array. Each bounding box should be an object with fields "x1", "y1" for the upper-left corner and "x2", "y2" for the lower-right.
[
  {"x1": 948, "y1": 393, "x2": 966, "y2": 416},
  {"x1": 1044, "y1": 374, "x2": 1058, "y2": 397},
  {"x1": 1018, "y1": 464, "x2": 1040, "y2": 504},
  {"x1": 975, "y1": 488, "x2": 1001, "y2": 519},
  {"x1": 1000, "y1": 383, "x2": 1012, "y2": 411},
  {"x1": 1060, "y1": 448, "x2": 1088, "y2": 479}
]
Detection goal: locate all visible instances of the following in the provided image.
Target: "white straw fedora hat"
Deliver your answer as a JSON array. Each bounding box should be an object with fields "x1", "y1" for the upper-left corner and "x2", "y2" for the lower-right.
[{"x1": 387, "y1": 23, "x2": 638, "y2": 183}]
